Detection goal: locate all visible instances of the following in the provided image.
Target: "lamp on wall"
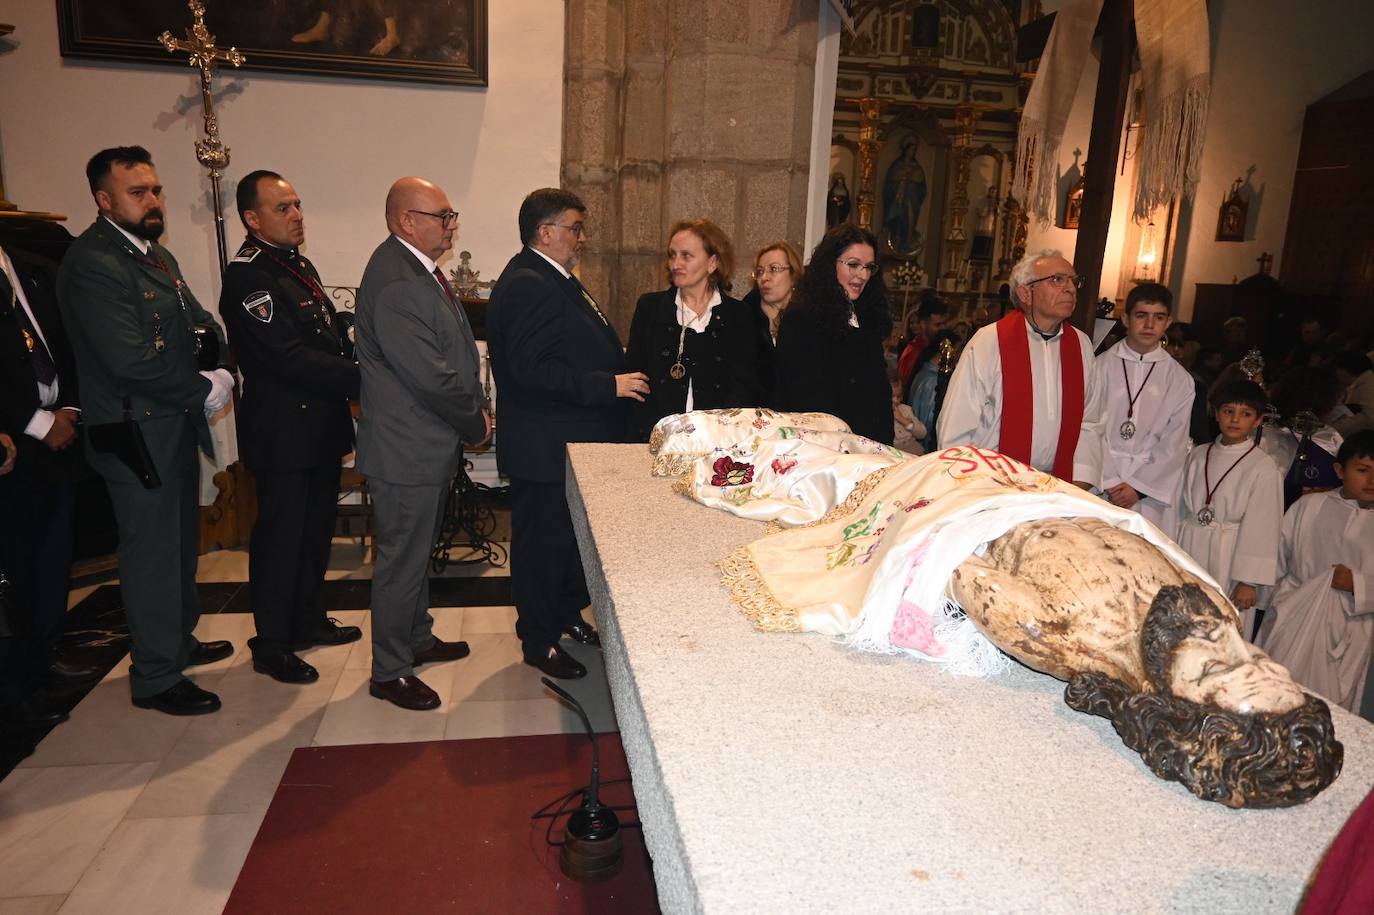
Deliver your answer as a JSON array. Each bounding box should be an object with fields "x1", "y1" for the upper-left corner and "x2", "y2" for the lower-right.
[{"x1": 1134, "y1": 219, "x2": 1158, "y2": 283}]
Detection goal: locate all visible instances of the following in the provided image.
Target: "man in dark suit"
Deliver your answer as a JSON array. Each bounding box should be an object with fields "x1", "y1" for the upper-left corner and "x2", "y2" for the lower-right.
[
  {"x1": 355, "y1": 177, "x2": 491, "y2": 711},
  {"x1": 220, "y1": 170, "x2": 362, "y2": 685},
  {"x1": 486, "y1": 188, "x2": 648, "y2": 679},
  {"x1": 57, "y1": 146, "x2": 235, "y2": 717},
  {"x1": 0, "y1": 242, "x2": 97, "y2": 729}
]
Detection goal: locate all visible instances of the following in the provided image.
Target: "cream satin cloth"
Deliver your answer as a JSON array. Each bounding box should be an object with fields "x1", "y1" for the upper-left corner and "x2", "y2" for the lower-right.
[
  {"x1": 648, "y1": 408, "x2": 852, "y2": 476},
  {"x1": 692, "y1": 441, "x2": 1222, "y2": 675}
]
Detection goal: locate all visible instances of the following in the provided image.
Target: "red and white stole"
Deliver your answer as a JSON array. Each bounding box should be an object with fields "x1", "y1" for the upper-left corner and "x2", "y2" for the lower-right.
[{"x1": 995, "y1": 310, "x2": 1084, "y2": 481}]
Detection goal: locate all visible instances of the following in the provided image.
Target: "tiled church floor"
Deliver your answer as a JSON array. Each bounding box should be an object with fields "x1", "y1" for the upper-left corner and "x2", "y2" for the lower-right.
[{"x1": 0, "y1": 542, "x2": 616, "y2": 915}]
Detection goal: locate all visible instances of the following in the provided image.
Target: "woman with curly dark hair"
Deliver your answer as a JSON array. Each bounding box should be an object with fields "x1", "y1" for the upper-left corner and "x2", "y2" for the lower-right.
[{"x1": 774, "y1": 224, "x2": 894, "y2": 443}]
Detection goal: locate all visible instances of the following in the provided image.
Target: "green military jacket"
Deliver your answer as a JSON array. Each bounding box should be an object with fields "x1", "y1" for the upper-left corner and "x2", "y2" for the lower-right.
[{"x1": 57, "y1": 217, "x2": 227, "y2": 481}]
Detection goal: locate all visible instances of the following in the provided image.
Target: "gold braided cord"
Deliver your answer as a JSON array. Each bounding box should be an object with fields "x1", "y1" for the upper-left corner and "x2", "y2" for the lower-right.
[{"x1": 718, "y1": 547, "x2": 800, "y2": 632}]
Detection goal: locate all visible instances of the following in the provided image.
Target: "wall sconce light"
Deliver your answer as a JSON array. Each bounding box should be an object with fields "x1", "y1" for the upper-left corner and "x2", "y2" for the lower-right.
[{"x1": 1135, "y1": 219, "x2": 1158, "y2": 282}]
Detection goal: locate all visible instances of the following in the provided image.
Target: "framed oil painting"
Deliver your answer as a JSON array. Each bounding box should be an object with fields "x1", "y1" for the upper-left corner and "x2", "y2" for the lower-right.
[{"x1": 56, "y1": 1, "x2": 488, "y2": 87}]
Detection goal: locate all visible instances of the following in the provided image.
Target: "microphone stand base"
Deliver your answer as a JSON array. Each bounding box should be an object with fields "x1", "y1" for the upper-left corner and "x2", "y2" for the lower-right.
[{"x1": 559, "y1": 831, "x2": 624, "y2": 883}]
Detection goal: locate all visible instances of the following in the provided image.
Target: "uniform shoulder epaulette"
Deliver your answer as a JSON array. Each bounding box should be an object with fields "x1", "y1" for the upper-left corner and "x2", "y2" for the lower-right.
[{"x1": 230, "y1": 247, "x2": 260, "y2": 264}]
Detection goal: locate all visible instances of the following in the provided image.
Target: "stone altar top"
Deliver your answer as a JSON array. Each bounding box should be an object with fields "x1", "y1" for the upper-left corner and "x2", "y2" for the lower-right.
[{"x1": 566, "y1": 443, "x2": 1374, "y2": 914}]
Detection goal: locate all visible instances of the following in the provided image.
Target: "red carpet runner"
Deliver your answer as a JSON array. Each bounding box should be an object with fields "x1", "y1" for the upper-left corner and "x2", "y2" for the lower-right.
[{"x1": 226, "y1": 733, "x2": 659, "y2": 914}]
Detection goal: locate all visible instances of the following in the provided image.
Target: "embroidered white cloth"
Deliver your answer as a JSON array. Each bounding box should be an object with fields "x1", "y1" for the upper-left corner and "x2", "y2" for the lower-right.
[{"x1": 648, "y1": 407, "x2": 852, "y2": 476}]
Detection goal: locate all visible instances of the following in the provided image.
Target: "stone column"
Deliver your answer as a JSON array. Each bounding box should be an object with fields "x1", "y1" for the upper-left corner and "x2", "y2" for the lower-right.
[{"x1": 563, "y1": 0, "x2": 820, "y2": 333}]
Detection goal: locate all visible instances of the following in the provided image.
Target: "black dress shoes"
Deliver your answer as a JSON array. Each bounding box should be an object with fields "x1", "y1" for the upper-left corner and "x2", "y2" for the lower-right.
[
  {"x1": 523, "y1": 644, "x2": 587, "y2": 680},
  {"x1": 132, "y1": 680, "x2": 222, "y2": 716},
  {"x1": 412, "y1": 636, "x2": 471, "y2": 666},
  {"x1": 252, "y1": 651, "x2": 320, "y2": 684},
  {"x1": 369, "y1": 675, "x2": 440, "y2": 711},
  {"x1": 290, "y1": 617, "x2": 363, "y2": 651},
  {"x1": 46, "y1": 658, "x2": 106, "y2": 683},
  {"x1": 0, "y1": 698, "x2": 70, "y2": 729},
  {"x1": 185, "y1": 640, "x2": 234, "y2": 667},
  {"x1": 561, "y1": 621, "x2": 601, "y2": 647}
]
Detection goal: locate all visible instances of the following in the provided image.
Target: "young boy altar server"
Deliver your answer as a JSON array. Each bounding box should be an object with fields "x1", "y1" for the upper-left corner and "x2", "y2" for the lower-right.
[
  {"x1": 1260, "y1": 430, "x2": 1374, "y2": 717},
  {"x1": 1095, "y1": 283, "x2": 1195, "y2": 529},
  {"x1": 1176, "y1": 380, "x2": 1283, "y2": 640}
]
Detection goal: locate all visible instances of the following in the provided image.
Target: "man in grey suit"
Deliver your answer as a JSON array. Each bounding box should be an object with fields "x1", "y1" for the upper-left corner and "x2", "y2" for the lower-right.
[
  {"x1": 58, "y1": 146, "x2": 236, "y2": 716},
  {"x1": 355, "y1": 177, "x2": 491, "y2": 710}
]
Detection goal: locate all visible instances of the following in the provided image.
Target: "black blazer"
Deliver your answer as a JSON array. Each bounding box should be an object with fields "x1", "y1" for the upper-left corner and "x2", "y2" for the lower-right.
[
  {"x1": 0, "y1": 247, "x2": 83, "y2": 482},
  {"x1": 623, "y1": 288, "x2": 760, "y2": 442},
  {"x1": 774, "y1": 305, "x2": 894, "y2": 444},
  {"x1": 219, "y1": 237, "x2": 359, "y2": 473},
  {"x1": 741, "y1": 286, "x2": 779, "y2": 409},
  {"x1": 486, "y1": 247, "x2": 628, "y2": 483}
]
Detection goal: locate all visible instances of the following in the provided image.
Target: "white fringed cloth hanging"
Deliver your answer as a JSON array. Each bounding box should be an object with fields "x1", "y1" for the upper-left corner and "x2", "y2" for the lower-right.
[{"x1": 1011, "y1": 0, "x2": 1211, "y2": 225}]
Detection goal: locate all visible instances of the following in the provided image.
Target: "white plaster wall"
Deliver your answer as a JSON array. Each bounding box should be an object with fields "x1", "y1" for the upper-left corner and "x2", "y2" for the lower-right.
[
  {"x1": 1026, "y1": 0, "x2": 1374, "y2": 321},
  {"x1": 0, "y1": 2, "x2": 564, "y2": 304}
]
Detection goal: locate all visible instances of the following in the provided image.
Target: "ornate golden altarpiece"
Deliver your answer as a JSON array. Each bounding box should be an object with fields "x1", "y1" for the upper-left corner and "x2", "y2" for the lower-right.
[{"x1": 830, "y1": 0, "x2": 1041, "y2": 317}]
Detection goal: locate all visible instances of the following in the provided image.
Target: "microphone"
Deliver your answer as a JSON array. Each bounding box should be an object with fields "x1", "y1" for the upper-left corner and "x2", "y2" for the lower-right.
[{"x1": 541, "y1": 677, "x2": 623, "y2": 881}]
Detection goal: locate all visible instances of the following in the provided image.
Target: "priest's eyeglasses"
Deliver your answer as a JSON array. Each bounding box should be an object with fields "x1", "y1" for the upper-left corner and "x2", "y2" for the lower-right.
[
  {"x1": 837, "y1": 258, "x2": 881, "y2": 275},
  {"x1": 751, "y1": 264, "x2": 792, "y2": 278},
  {"x1": 409, "y1": 208, "x2": 460, "y2": 228},
  {"x1": 543, "y1": 222, "x2": 588, "y2": 237},
  {"x1": 1024, "y1": 272, "x2": 1085, "y2": 290}
]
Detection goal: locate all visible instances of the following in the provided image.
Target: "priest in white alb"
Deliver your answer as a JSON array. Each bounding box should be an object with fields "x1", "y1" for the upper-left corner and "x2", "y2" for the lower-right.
[
  {"x1": 937, "y1": 250, "x2": 1105, "y2": 488},
  {"x1": 1095, "y1": 282, "x2": 1195, "y2": 530}
]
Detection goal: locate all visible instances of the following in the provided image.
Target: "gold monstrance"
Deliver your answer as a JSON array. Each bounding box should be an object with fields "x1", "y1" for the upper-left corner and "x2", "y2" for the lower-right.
[{"x1": 158, "y1": 0, "x2": 244, "y2": 274}]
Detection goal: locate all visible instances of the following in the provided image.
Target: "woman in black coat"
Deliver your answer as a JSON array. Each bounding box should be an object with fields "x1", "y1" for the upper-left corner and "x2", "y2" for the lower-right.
[
  {"x1": 774, "y1": 224, "x2": 893, "y2": 443},
  {"x1": 625, "y1": 219, "x2": 759, "y2": 441}
]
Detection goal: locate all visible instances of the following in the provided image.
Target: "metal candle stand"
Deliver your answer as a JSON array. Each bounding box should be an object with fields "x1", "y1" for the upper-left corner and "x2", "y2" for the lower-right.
[{"x1": 430, "y1": 454, "x2": 507, "y2": 572}]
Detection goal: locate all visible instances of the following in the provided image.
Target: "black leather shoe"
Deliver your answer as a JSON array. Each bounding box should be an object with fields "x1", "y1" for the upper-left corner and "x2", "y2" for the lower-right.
[
  {"x1": 523, "y1": 644, "x2": 587, "y2": 680},
  {"x1": 46, "y1": 658, "x2": 106, "y2": 682},
  {"x1": 185, "y1": 640, "x2": 234, "y2": 667},
  {"x1": 561, "y1": 621, "x2": 601, "y2": 647},
  {"x1": 252, "y1": 651, "x2": 320, "y2": 684},
  {"x1": 132, "y1": 680, "x2": 222, "y2": 716},
  {"x1": 0, "y1": 698, "x2": 70, "y2": 729},
  {"x1": 290, "y1": 617, "x2": 363, "y2": 650},
  {"x1": 369, "y1": 675, "x2": 440, "y2": 711},
  {"x1": 412, "y1": 637, "x2": 471, "y2": 666}
]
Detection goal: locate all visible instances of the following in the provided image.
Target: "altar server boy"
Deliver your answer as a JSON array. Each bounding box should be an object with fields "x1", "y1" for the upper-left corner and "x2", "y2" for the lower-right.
[
  {"x1": 1096, "y1": 283, "x2": 1194, "y2": 530},
  {"x1": 1259, "y1": 430, "x2": 1374, "y2": 716},
  {"x1": 1175, "y1": 380, "x2": 1283, "y2": 639}
]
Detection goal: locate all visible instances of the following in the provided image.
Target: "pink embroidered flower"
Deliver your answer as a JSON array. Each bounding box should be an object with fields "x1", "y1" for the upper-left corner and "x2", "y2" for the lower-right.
[
  {"x1": 904, "y1": 498, "x2": 932, "y2": 513},
  {"x1": 890, "y1": 600, "x2": 944, "y2": 656},
  {"x1": 770, "y1": 457, "x2": 798, "y2": 476},
  {"x1": 710, "y1": 457, "x2": 755, "y2": 487},
  {"x1": 752, "y1": 415, "x2": 768, "y2": 430}
]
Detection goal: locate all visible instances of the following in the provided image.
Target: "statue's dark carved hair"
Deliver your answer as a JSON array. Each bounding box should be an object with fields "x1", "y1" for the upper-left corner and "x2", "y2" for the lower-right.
[
  {"x1": 1140, "y1": 583, "x2": 1227, "y2": 690},
  {"x1": 1065, "y1": 673, "x2": 1343, "y2": 808}
]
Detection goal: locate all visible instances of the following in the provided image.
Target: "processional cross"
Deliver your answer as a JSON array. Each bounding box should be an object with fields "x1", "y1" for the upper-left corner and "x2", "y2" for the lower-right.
[{"x1": 158, "y1": 0, "x2": 244, "y2": 274}]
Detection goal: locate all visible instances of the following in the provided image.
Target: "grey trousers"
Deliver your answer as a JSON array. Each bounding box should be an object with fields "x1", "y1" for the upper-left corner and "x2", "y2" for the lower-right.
[
  {"x1": 367, "y1": 477, "x2": 445, "y2": 681},
  {"x1": 103, "y1": 425, "x2": 204, "y2": 698}
]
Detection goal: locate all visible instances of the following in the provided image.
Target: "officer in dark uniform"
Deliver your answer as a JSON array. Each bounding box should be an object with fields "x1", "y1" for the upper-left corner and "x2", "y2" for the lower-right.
[{"x1": 220, "y1": 170, "x2": 361, "y2": 684}]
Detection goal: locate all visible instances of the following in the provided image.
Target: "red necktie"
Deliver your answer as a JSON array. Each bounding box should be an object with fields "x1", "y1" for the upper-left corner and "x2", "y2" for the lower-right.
[{"x1": 432, "y1": 266, "x2": 460, "y2": 316}]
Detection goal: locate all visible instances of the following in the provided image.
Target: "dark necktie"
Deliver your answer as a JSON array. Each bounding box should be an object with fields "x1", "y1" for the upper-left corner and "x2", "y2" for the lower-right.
[
  {"x1": 2, "y1": 269, "x2": 57, "y2": 386},
  {"x1": 432, "y1": 266, "x2": 464, "y2": 321}
]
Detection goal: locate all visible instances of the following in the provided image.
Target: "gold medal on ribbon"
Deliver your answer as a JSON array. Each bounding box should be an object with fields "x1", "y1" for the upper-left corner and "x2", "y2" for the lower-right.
[{"x1": 669, "y1": 362, "x2": 686, "y2": 380}]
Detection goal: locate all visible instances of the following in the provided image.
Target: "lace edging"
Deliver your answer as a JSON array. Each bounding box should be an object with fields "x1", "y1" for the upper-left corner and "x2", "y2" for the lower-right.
[{"x1": 718, "y1": 546, "x2": 799, "y2": 632}]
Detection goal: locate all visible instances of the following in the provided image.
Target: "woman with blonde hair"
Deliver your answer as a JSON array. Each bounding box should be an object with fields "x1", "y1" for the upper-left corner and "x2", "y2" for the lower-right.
[
  {"x1": 745, "y1": 240, "x2": 803, "y2": 407},
  {"x1": 625, "y1": 218, "x2": 759, "y2": 441}
]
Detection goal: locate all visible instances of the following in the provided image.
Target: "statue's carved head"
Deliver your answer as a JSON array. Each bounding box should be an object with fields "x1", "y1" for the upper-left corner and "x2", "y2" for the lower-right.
[{"x1": 1066, "y1": 584, "x2": 1343, "y2": 808}]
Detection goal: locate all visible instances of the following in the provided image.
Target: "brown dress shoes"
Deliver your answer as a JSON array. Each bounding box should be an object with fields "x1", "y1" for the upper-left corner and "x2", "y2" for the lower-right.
[{"x1": 412, "y1": 636, "x2": 471, "y2": 666}]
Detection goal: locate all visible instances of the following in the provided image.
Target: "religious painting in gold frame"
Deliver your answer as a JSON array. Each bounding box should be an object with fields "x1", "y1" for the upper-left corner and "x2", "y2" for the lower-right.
[
  {"x1": 1216, "y1": 178, "x2": 1247, "y2": 242},
  {"x1": 55, "y1": 0, "x2": 487, "y2": 87}
]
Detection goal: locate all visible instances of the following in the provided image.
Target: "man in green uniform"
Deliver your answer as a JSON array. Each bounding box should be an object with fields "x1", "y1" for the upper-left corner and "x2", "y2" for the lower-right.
[{"x1": 57, "y1": 146, "x2": 234, "y2": 716}]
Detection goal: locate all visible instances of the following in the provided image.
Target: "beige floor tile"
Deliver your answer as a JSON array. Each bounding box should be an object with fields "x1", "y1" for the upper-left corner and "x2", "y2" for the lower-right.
[
  {"x1": 311, "y1": 664, "x2": 455, "y2": 747},
  {"x1": 19, "y1": 675, "x2": 196, "y2": 768},
  {"x1": 458, "y1": 604, "x2": 518, "y2": 634},
  {"x1": 58, "y1": 813, "x2": 261, "y2": 915},
  {"x1": 0, "y1": 897, "x2": 66, "y2": 915},
  {"x1": 194, "y1": 549, "x2": 249, "y2": 583},
  {"x1": 445, "y1": 697, "x2": 586, "y2": 739},
  {"x1": 342, "y1": 606, "x2": 464, "y2": 671},
  {"x1": 65, "y1": 585, "x2": 99, "y2": 611},
  {"x1": 0, "y1": 762, "x2": 157, "y2": 897},
  {"x1": 448, "y1": 633, "x2": 551, "y2": 703},
  {"x1": 124, "y1": 664, "x2": 343, "y2": 818}
]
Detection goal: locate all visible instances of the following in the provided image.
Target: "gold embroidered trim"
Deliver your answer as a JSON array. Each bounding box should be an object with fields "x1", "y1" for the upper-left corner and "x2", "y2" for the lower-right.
[
  {"x1": 718, "y1": 547, "x2": 799, "y2": 632},
  {"x1": 651, "y1": 452, "x2": 702, "y2": 477},
  {"x1": 796, "y1": 465, "x2": 896, "y2": 530},
  {"x1": 648, "y1": 426, "x2": 666, "y2": 455},
  {"x1": 670, "y1": 475, "x2": 696, "y2": 498},
  {"x1": 764, "y1": 520, "x2": 786, "y2": 536}
]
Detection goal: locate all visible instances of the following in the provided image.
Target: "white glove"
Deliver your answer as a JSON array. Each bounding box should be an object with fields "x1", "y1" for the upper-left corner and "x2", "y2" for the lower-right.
[{"x1": 201, "y1": 368, "x2": 234, "y2": 416}]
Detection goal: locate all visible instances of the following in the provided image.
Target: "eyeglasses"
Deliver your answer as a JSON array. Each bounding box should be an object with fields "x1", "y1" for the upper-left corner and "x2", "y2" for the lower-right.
[
  {"x1": 751, "y1": 264, "x2": 792, "y2": 279},
  {"x1": 1024, "y1": 272, "x2": 1085, "y2": 290},
  {"x1": 408, "y1": 208, "x2": 460, "y2": 228},
  {"x1": 543, "y1": 222, "x2": 587, "y2": 238},
  {"x1": 837, "y1": 258, "x2": 881, "y2": 275}
]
